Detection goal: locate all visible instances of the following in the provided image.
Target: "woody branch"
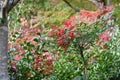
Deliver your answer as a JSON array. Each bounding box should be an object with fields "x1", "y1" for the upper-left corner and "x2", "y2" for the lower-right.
[{"x1": 3, "y1": 0, "x2": 20, "y2": 13}]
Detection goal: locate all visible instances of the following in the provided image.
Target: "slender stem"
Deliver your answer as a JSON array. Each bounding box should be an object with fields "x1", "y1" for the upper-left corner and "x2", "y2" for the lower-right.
[
  {"x1": 79, "y1": 45, "x2": 88, "y2": 80},
  {"x1": 82, "y1": 53, "x2": 88, "y2": 80}
]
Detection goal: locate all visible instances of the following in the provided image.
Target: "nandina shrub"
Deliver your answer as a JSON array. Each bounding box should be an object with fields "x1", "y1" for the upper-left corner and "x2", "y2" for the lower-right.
[
  {"x1": 85, "y1": 26, "x2": 120, "y2": 80},
  {"x1": 48, "y1": 7, "x2": 120, "y2": 80},
  {"x1": 8, "y1": 37, "x2": 54, "y2": 80},
  {"x1": 8, "y1": 23, "x2": 55, "y2": 79},
  {"x1": 50, "y1": 25, "x2": 75, "y2": 50},
  {"x1": 8, "y1": 5, "x2": 120, "y2": 80},
  {"x1": 49, "y1": 6, "x2": 113, "y2": 50}
]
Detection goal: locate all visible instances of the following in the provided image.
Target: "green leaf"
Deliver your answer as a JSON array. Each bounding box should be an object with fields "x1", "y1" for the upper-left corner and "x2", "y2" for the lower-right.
[{"x1": 33, "y1": 38, "x2": 39, "y2": 42}]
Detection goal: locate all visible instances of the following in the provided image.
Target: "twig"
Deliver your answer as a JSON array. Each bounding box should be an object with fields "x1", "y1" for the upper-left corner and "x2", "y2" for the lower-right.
[
  {"x1": 79, "y1": 45, "x2": 88, "y2": 80},
  {"x1": 62, "y1": 0, "x2": 80, "y2": 12},
  {"x1": 7, "y1": 0, "x2": 20, "y2": 13},
  {"x1": 88, "y1": 0, "x2": 105, "y2": 8}
]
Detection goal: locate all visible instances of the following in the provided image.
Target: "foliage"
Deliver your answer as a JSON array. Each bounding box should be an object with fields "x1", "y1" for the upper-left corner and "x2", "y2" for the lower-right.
[
  {"x1": 8, "y1": 0, "x2": 120, "y2": 80},
  {"x1": 86, "y1": 26, "x2": 120, "y2": 80}
]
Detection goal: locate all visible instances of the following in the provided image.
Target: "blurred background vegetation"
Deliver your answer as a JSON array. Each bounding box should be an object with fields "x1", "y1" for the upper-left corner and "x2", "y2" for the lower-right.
[{"x1": 8, "y1": 0, "x2": 120, "y2": 30}]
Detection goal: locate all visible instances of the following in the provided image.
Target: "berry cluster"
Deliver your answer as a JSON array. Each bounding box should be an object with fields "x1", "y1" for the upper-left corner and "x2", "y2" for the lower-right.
[
  {"x1": 20, "y1": 17, "x2": 28, "y2": 27},
  {"x1": 34, "y1": 52, "x2": 54, "y2": 75},
  {"x1": 79, "y1": 10, "x2": 100, "y2": 24},
  {"x1": 51, "y1": 15, "x2": 76, "y2": 50},
  {"x1": 56, "y1": 28, "x2": 75, "y2": 50}
]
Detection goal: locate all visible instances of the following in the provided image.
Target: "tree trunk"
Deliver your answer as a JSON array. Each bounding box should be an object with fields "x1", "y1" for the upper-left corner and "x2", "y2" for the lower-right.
[
  {"x1": 107, "y1": 0, "x2": 110, "y2": 6},
  {"x1": 0, "y1": 0, "x2": 20, "y2": 80},
  {"x1": 0, "y1": 24, "x2": 9, "y2": 80}
]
